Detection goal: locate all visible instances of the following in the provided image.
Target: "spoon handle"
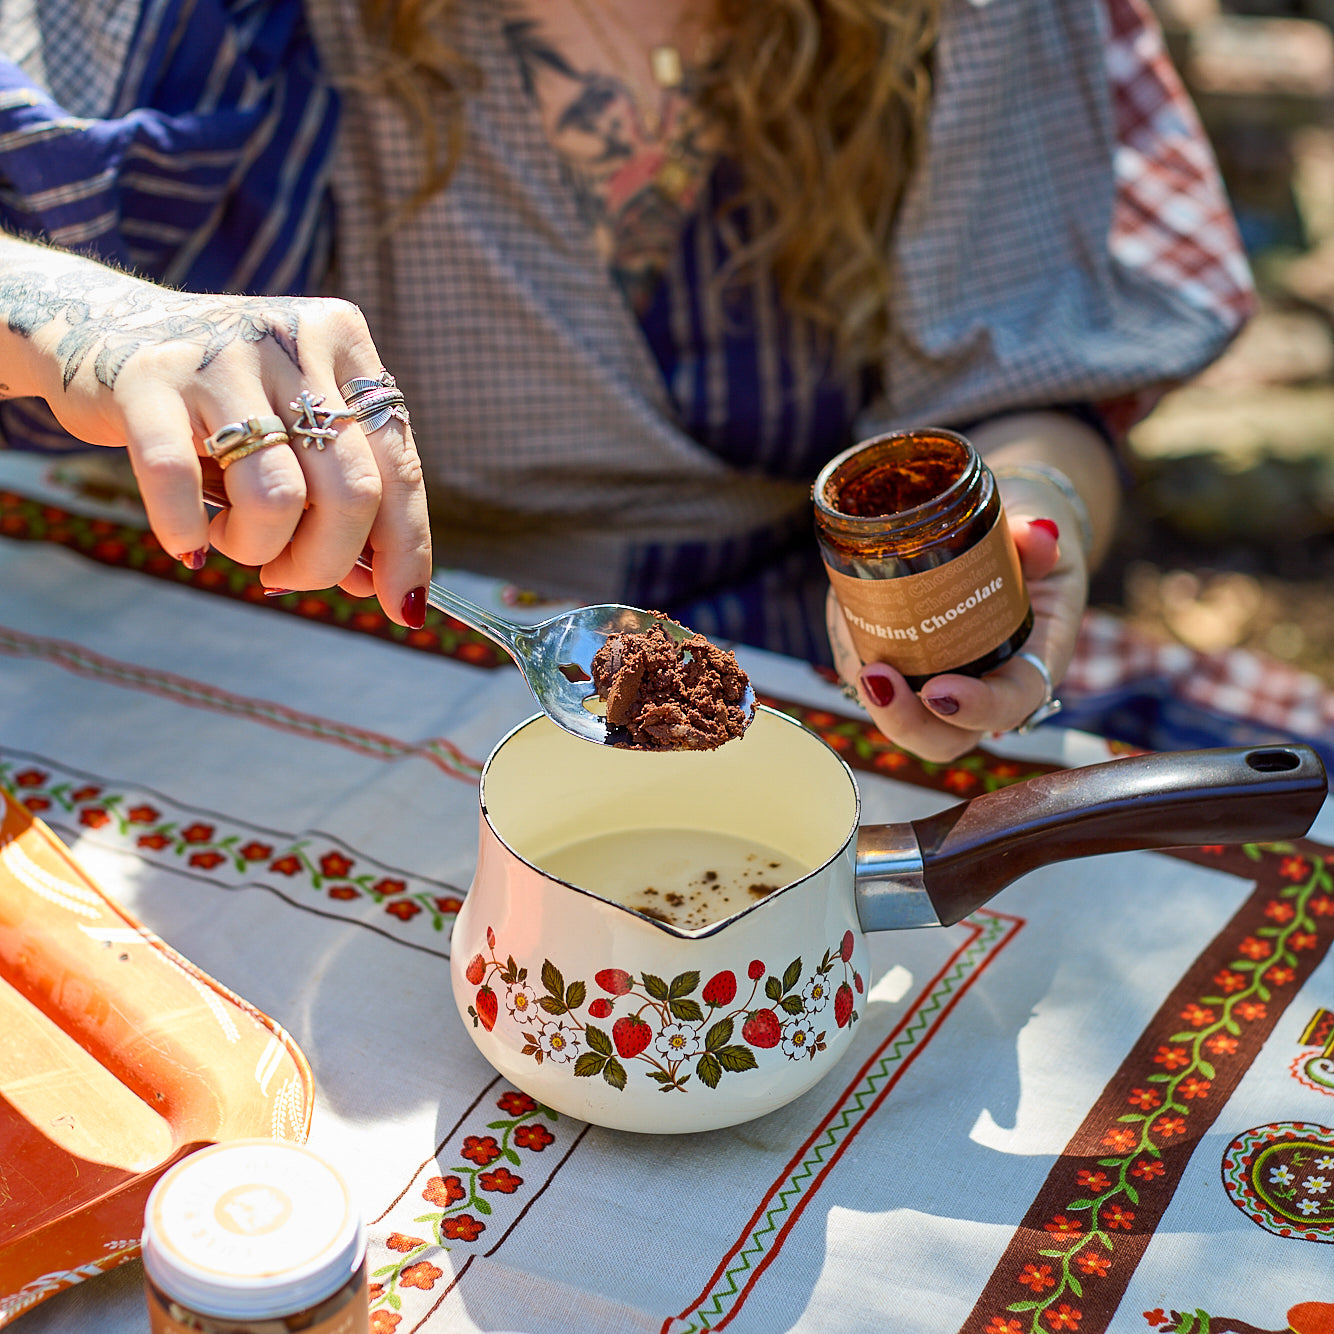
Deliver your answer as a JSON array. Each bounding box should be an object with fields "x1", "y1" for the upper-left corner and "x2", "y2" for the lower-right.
[{"x1": 200, "y1": 482, "x2": 527, "y2": 657}]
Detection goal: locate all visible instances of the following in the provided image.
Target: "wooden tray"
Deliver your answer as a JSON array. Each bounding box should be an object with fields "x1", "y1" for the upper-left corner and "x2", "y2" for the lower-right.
[{"x1": 0, "y1": 786, "x2": 313, "y2": 1326}]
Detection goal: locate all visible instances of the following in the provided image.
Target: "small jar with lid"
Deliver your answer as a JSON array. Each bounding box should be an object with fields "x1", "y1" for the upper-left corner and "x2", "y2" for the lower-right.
[
  {"x1": 813, "y1": 428, "x2": 1033, "y2": 690},
  {"x1": 142, "y1": 1138, "x2": 369, "y2": 1334}
]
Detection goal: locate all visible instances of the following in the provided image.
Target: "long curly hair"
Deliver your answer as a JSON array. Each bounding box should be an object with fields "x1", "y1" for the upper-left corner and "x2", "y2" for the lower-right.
[{"x1": 357, "y1": 0, "x2": 939, "y2": 365}]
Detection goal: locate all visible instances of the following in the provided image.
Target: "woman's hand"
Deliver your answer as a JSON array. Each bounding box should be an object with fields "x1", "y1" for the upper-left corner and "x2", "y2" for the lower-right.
[
  {"x1": 0, "y1": 236, "x2": 431, "y2": 626},
  {"x1": 827, "y1": 411, "x2": 1118, "y2": 763}
]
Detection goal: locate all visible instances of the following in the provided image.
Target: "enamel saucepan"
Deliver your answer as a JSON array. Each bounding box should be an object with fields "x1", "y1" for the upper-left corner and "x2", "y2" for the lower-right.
[{"x1": 450, "y1": 707, "x2": 1326, "y2": 1133}]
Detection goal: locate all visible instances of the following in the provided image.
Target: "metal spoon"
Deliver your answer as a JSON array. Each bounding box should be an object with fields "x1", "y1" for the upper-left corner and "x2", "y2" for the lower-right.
[
  {"x1": 425, "y1": 584, "x2": 755, "y2": 745},
  {"x1": 201, "y1": 484, "x2": 755, "y2": 745}
]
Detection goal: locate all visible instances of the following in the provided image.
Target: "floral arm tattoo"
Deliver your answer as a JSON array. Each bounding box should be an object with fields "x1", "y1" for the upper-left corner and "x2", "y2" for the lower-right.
[{"x1": 0, "y1": 265, "x2": 302, "y2": 393}]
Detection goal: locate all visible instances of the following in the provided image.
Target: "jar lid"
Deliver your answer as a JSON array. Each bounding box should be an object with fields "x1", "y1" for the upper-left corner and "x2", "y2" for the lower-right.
[{"x1": 142, "y1": 1139, "x2": 365, "y2": 1319}]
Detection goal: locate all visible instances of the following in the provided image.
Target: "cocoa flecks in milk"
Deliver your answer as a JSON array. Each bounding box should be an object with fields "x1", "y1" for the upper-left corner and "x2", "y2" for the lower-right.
[{"x1": 590, "y1": 620, "x2": 753, "y2": 750}]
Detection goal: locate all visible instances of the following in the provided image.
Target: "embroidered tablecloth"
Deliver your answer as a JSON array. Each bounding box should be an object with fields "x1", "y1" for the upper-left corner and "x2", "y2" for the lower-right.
[{"x1": 1, "y1": 452, "x2": 1332, "y2": 1334}]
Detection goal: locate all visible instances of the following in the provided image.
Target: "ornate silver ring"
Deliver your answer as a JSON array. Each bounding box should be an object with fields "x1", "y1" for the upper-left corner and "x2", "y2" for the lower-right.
[
  {"x1": 1012, "y1": 650, "x2": 1062, "y2": 734},
  {"x1": 288, "y1": 390, "x2": 355, "y2": 451},
  {"x1": 338, "y1": 369, "x2": 409, "y2": 434}
]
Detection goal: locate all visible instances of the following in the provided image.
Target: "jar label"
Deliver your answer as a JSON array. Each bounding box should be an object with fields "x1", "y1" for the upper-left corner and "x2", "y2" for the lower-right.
[
  {"x1": 147, "y1": 1274, "x2": 370, "y2": 1334},
  {"x1": 824, "y1": 512, "x2": 1029, "y2": 678}
]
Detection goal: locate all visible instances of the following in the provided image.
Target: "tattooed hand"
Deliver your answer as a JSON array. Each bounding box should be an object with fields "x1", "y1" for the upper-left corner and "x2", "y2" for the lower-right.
[{"x1": 0, "y1": 235, "x2": 431, "y2": 627}]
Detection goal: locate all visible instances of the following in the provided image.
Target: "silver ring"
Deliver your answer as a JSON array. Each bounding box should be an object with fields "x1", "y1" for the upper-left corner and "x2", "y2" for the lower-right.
[
  {"x1": 288, "y1": 389, "x2": 355, "y2": 450},
  {"x1": 339, "y1": 369, "x2": 397, "y2": 399},
  {"x1": 347, "y1": 389, "x2": 409, "y2": 433},
  {"x1": 203, "y1": 414, "x2": 288, "y2": 460},
  {"x1": 1013, "y1": 650, "x2": 1062, "y2": 734},
  {"x1": 338, "y1": 369, "x2": 409, "y2": 434}
]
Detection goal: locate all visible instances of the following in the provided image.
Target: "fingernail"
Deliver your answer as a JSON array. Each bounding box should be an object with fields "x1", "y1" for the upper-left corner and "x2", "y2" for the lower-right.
[
  {"x1": 176, "y1": 547, "x2": 208, "y2": 570},
  {"x1": 402, "y1": 585, "x2": 426, "y2": 629},
  {"x1": 263, "y1": 587, "x2": 295, "y2": 598},
  {"x1": 1031, "y1": 518, "x2": 1060, "y2": 541},
  {"x1": 859, "y1": 667, "x2": 894, "y2": 708},
  {"x1": 925, "y1": 695, "x2": 960, "y2": 716}
]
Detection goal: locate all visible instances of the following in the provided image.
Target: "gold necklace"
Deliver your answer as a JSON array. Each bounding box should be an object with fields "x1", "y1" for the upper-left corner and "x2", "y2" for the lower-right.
[{"x1": 565, "y1": 0, "x2": 684, "y2": 136}]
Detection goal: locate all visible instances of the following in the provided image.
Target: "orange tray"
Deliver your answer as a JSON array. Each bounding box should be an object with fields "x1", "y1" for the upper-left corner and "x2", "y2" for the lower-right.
[{"x1": 0, "y1": 786, "x2": 314, "y2": 1326}]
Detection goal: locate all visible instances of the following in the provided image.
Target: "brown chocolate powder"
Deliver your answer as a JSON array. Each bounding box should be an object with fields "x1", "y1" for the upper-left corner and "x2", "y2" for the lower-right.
[{"x1": 590, "y1": 620, "x2": 753, "y2": 751}]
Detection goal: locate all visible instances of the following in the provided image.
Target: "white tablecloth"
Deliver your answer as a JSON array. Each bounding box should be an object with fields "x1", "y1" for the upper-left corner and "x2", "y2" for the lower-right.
[{"x1": 2, "y1": 453, "x2": 1332, "y2": 1334}]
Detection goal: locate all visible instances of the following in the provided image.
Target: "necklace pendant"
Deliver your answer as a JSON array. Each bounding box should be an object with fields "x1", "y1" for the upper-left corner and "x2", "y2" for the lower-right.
[{"x1": 650, "y1": 44, "x2": 684, "y2": 89}]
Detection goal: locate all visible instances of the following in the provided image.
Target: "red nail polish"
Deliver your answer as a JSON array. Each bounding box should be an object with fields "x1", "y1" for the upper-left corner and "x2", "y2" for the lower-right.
[
  {"x1": 860, "y1": 669, "x2": 894, "y2": 708},
  {"x1": 1031, "y1": 518, "x2": 1060, "y2": 541},
  {"x1": 176, "y1": 547, "x2": 208, "y2": 570},
  {"x1": 402, "y1": 586, "x2": 426, "y2": 629},
  {"x1": 925, "y1": 695, "x2": 960, "y2": 716}
]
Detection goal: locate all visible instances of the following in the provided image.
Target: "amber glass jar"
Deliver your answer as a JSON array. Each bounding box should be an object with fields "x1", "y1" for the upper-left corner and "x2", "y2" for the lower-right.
[
  {"x1": 814, "y1": 428, "x2": 1033, "y2": 690},
  {"x1": 142, "y1": 1139, "x2": 369, "y2": 1334}
]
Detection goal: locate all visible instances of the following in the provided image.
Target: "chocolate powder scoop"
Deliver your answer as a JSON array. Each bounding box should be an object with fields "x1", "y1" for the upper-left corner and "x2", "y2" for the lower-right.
[{"x1": 590, "y1": 621, "x2": 754, "y2": 751}]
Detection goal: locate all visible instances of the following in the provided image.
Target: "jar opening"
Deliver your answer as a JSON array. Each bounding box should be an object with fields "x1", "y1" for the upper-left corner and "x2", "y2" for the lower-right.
[{"x1": 818, "y1": 430, "x2": 972, "y2": 521}]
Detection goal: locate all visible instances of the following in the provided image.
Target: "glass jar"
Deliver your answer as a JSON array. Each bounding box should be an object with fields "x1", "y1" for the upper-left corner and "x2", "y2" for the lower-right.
[
  {"x1": 813, "y1": 428, "x2": 1032, "y2": 690},
  {"x1": 142, "y1": 1139, "x2": 369, "y2": 1334}
]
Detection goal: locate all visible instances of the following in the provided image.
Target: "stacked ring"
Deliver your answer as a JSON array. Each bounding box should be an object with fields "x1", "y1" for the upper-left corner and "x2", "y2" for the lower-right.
[
  {"x1": 202, "y1": 415, "x2": 291, "y2": 469},
  {"x1": 338, "y1": 368, "x2": 409, "y2": 433}
]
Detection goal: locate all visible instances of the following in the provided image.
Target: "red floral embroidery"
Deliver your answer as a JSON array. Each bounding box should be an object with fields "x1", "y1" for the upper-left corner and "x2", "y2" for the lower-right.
[
  {"x1": 422, "y1": 1176, "x2": 466, "y2": 1207},
  {"x1": 13, "y1": 769, "x2": 47, "y2": 787},
  {"x1": 371, "y1": 1311, "x2": 401, "y2": 1333},
  {"x1": 1265, "y1": 965, "x2": 1296, "y2": 986},
  {"x1": 944, "y1": 768, "x2": 975, "y2": 794},
  {"x1": 1018, "y1": 1263, "x2": 1055, "y2": 1292},
  {"x1": 1153, "y1": 1116, "x2": 1186, "y2": 1139},
  {"x1": 435, "y1": 896, "x2": 463, "y2": 915},
  {"x1": 1237, "y1": 936, "x2": 1271, "y2": 961},
  {"x1": 239, "y1": 841, "x2": 273, "y2": 860},
  {"x1": 328, "y1": 886, "x2": 360, "y2": 901},
  {"x1": 1312, "y1": 895, "x2": 1334, "y2": 917},
  {"x1": 1205, "y1": 1033, "x2": 1239, "y2": 1055},
  {"x1": 986, "y1": 1320, "x2": 1023, "y2": 1334},
  {"x1": 138, "y1": 832, "x2": 171, "y2": 850},
  {"x1": 126, "y1": 804, "x2": 159, "y2": 823},
  {"x1": 20, "y1": 796, "x2": 49, "y2": 812},
  {"x1": 1043, "y1": 1215, "x2": 1083, "y2": 1236},
  {"x1": 1153, "y1": 1045, "x2": 1189, "y2": 1070},
  {"x1": 1292, "y1": 931, "x2": 1320, "y2": 950},
  {"x1": 1131, "y1": 1158, "x2": 1164, "y2": 1181},
  {"x1": 1234, "y1": 1001, "x2": 1267, "y2": 1022},
  {"x1": 497, "y1": 1091, "x2": 538, "y2": 1116},
  {"x1": 1075, "y1": 1170, "x2": 1109, "y2": 1193},
  {"x1": 188, "y1": 851, "x2": 226, "y2": 870},
  {"x1": 1127, "y1": 1087, "x2": 1160, "y2": 1110},
  {"x1": 386, "y1": 1233, "x2": 425, "y2": 1253},
  {"x1": 78, "y1": 807, "x2": 110, "y2": 828},
  {"x1": 373, "y1": 877, "x2": 407, "y2": 896},
  {"x1": 385, "y1": 900, "x2": 421, "y2": 921},
  {"x1": 1101, "y1": 1128, "x2": 1136, "y2": 1152},
  {"x1": 180, "y1": 822, "x2": 214, "y2": 843},
  {"x1": 1279, "y1": 855, "x2": 1310, "y2": 881},
  {"x1": 320, "y1": 851, "x2": 354, "y2": 877},
  {"x1": 478, "y1": 1167, "x2": 522, "y2": 1194},
  {"x1": 513, "y1": 1123, "x2": 554, "y2": 1152},
  {"x1": 1263, "y1": 899, "x2": 1296, "y2": 922},
  {"x1": 1103, "y1": 1204, "x2": 1135, "y2": 1230},
  {"x1": 1179, "y1": 1076, "x2": 1211, "y2": 1099},
  {"x1": 459, "y1": 1136, "x2": 502, "y2": 1167},
  {"x1": 1179, "y1": 1003, "x2": 1215, "y2": 1027},
  {"x1": 1214, "y1": 969, "x2": 1246, "y2": 993},
  {"x1": 70, "y1": 785, "x2": 101, "y2": 802},
  {"x1": 1045, "y1": 1303, "x2": 1082, "y2": 1330},
  {"x1": 440, "y1": 1215, "x2": 485, "y2": 1242},
  {"x1": 270, "y1": 855, "x2": 303, "y2": 875},
  {"x1": 1075, "y1": 1252, "x2": 1110, "y2": 1277},
  {"x1": 399, "y1": 1261, "x2": 442, "y2": 1290}
]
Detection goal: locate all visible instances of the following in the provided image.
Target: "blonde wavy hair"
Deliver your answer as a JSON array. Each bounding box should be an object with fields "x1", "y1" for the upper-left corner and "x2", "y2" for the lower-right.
[{"x1": 357, "y1": 0, "x2": 939, "y2": 365}]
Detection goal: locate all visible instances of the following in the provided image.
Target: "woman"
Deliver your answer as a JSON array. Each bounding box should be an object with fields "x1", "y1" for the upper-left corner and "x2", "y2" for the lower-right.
[{"x1": 0, "y1": 0, "x2": 1251, "y2": 758}]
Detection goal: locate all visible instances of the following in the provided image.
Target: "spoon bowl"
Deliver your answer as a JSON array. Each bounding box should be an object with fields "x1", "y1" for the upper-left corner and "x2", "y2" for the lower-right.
[{"x1": 424, "y1": 583, "x2": 757, "y2": 745}]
